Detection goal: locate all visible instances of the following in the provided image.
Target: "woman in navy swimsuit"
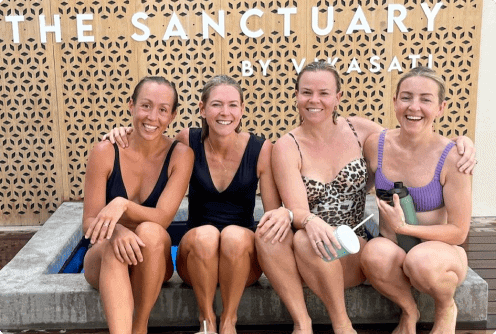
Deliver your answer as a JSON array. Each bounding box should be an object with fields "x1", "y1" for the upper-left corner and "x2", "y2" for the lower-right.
[
  {"x1": 255, "y1": 61, "x2": 476, "y2": 334},
  {"x1": 173, "y1": 75, "x2": 289, "y2": 334},
  {"x1": 361, "y1": 67, "x2": 472, "y2": 334},
  {"x1": 83, "y1": 77, "x2": 194, "y2": 334}
]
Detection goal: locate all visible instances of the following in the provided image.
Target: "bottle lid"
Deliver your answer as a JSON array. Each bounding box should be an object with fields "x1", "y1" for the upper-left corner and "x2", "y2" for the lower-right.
[
  {"x1": 376, "y1": 188, "x2": 393, "y2": 201},
  {"x1": 390, "y1": 181, "x2": 409, "y2": 198},
  {"x1": 335, "y1": 225, "x2": 360, "y2": 254}
]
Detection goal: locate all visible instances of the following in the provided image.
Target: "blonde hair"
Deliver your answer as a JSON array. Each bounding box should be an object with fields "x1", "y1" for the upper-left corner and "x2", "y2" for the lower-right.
[
  {"x1": 295, "y1": 60, "x2": 342, "y2": 125},
  {"x1": 200, "y1": 75, "x2": 243, "y2": 142},
  {"x1": 396, "y1": 66, "x2": 446, "y2": 104}
]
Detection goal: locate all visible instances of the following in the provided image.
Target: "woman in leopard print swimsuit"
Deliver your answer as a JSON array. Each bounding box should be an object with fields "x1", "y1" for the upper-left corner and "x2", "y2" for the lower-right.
[{"x1": 255, "y1": 61, "x2": 476, "y2": 334}]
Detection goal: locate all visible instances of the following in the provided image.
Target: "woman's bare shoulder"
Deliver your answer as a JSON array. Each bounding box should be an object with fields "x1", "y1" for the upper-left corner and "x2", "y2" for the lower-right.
[{"x1": 89, "y1": 140, "x2": 115, "y2": 160}]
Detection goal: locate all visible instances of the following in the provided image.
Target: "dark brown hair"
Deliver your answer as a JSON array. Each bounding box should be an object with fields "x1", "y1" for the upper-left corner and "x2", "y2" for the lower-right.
[{"x1": 130, "y1": 76, "x2": 179, "y2": 113}]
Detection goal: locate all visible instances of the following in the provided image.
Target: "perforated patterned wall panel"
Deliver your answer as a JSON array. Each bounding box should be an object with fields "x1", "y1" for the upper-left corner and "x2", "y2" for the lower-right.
[{"x1": 0, "y1": 0, "x2": 482, "y2": 225}]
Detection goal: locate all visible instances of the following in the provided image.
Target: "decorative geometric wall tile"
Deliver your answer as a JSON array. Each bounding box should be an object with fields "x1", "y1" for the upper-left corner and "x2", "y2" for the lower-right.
[{"x1": 0, "y1": 0, "x2": 482, "y2": 225}]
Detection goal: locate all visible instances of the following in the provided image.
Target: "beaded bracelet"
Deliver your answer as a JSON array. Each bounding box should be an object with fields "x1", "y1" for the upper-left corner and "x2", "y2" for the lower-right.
[{"x1": 302, "y1": 213, "x2": 316, "y2": 229}]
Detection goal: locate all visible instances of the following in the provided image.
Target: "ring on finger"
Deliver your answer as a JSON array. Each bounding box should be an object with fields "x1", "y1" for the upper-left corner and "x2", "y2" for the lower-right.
[
  {"x1": 103, "y1": 223, "x2": 109, "y2": 227},
  {"x1": 315, "y1": 240, "x2": 322, "y2": 245}
]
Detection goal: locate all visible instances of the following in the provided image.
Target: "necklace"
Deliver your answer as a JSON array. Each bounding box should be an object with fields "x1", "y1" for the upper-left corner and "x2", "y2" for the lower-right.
[{"x1": 207, "y1": 137, "x2": 228, "y2": 172}]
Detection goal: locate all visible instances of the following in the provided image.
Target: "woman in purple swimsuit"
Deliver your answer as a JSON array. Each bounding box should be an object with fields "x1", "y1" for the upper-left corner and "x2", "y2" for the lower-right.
[
  {"x1": 361, "y1": 67, "x2": 472, "y2": 334},
  {"x1": 255, "y1": 62, "x2": 475, "y2": 334},
  {"x1": 83, "y1": 77, "x2": 194, "y2": 334}
]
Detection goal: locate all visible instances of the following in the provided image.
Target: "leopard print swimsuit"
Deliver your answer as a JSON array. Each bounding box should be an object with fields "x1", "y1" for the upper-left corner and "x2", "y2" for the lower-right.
[{"x1": 288, "y1": 119, "x2": 368, "y2": 238}]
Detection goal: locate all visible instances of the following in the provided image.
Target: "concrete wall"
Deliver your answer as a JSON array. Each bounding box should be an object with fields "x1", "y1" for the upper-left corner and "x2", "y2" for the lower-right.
[{"x1": 473, "y1": 0, "x2": 496, "y2": 216}]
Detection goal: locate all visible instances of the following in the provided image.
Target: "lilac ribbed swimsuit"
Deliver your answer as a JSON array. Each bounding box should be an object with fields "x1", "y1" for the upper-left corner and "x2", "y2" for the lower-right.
[{"x1": 375, "y1": 130, "x2": 455, "y2": 212}]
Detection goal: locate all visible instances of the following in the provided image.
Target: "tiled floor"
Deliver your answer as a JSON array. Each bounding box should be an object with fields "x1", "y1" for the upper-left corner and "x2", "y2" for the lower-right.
[{"x1": 1, "y1": 217, "x2": 495, "y2": 333}]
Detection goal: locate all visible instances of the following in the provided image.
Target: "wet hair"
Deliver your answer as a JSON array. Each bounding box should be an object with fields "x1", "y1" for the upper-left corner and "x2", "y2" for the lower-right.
[
  {"x1": 395, "y1": 66, "x2": 446, "y2": 104},
  {"x1": 295, "y1": 60, "x2": 342, "y2": 125},
  {"x1": 130, "y1": 76, "x2": 179, "y2": 113},
  {"x1": 200, "y1": 75, "x2": 244, "y2": 142}
]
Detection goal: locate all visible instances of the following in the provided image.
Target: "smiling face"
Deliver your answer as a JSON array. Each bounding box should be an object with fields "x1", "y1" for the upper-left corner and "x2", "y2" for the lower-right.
[
  {"x1": 129, "y1": 81, "x2": 177, "y2": 140},
  {"x1": 296, "y1": 70, "x2": 342, "y2": 124},
  {"x1": 200, "y1": 84, "x2": 244, "y2": 137},
  {"x1": 394, "y1": 76, "x2": 446, "y2": 134}
]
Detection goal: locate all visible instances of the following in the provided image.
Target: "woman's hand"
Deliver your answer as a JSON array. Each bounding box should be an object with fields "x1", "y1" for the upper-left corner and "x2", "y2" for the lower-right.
[
  {"x1": 101, "y1": 126, "x2": 133, "y2": 148},
  {"x1": 304, "y1": 217, "x2": 341, "y2": 261},
  {"x1": 376, "y1": 194, "x2": 407, "y2": 234},
  {"x1": 453, "y1": 136, "x2": 476, "y2": 174},
  {"x1": 110, "y1": 224, "x2": 146, "y2": 265},
  {"x1": 257, "y1": 207, "x2": 292, "y2": 244},
  {"x1": 85, "y1": 197, "x2": 128, "y2": 244}
]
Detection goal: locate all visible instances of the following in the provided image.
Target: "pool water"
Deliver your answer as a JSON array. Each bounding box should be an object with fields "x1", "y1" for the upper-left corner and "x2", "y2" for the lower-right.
[{"x1": 59, "y1": 238, "x2": 179, "y2": 274}]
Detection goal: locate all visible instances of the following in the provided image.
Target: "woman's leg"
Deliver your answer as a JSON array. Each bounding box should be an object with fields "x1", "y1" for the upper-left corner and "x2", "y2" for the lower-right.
[
  {"x1": 255, "y1": 228, "x2": 313, "y2": 334},
  {"x1": 84, "y1": 240, "x2": 133, "y2": 334},
  {"x1": 130, "y1": 222, "x2": 173, "y2": 334},
  {"x1": 404, "y1": 241, "x2": 468, "y2": 334},
  {"x1": 177, "y1": 225, "x2": 221, "y2": 333},
  {"x1": 218, "y1": 225, "x2": 262, "y2": 334},
  {"x1": 293, "y1": 229, "x2": 366, "y2": 334},
  {"x1": 360, "y1": 237, "x2": 419, "y2": 334}
]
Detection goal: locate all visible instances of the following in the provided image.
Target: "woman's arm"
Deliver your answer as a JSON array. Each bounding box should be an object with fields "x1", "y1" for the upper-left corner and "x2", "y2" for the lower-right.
[
  {"x1": 174, "y1": 127, "x2": 190, "y2": 147},
  {"x1": 270, "y1": 134, "x2": 341, "y2": 260},
  {"x1": 85, "y1": 141, "x2": 194, "y2": 243},
  {"x1": 82, "y1": 141, "x2": 116, "y2": 236},
  {"x1": 101, "y1": 126, "x2": 133, "y2": 148},
  {"x1": 363, "y1": 132, "x2": 380, "y2": 193},
  {"x1": 120, "y1": 143, "x2": 194, "y2": 229},
  {"x1": 451, "y1": 136, "x2": 476, "y2": 174},
  {"x1": 256, "y1": 140, "x2": 291, "y2": 243}
]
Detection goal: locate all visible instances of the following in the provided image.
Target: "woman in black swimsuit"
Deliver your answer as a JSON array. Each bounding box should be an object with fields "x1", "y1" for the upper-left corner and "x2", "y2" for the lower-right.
[
  {"x1": 103, "y1": 75, "x2": 290, "y2": 334},
  {"x1": 82, "y1": 77, "x2": 194, "y2": 334}
]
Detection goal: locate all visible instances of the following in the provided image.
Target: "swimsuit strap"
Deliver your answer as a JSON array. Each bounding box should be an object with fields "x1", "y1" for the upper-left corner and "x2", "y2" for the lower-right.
[
  {"x1": 434, "y1": 141, "x2": 456, "y2": 179},
  {"x1": 377, "y1": 129, "x2": 387, "y2": 169},
  {"x1": 345, "y1": 118, "x2": 362, "y2": 149},
  {"x1": 288, "y1": 132, "x2": 303, "y2": 162}
]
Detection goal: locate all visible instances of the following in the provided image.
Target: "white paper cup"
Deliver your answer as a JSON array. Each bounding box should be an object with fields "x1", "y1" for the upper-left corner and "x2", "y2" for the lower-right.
[{"x1": 322, "y1": 225, "x2": 360, "y2": 262}]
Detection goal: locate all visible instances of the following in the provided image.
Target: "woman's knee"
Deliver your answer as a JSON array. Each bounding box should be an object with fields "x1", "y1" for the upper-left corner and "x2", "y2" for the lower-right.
[
  {"x1": 135, "y1": 221, "x2": 171, "y2": 251},
  {"x1": 186, "y1": 225, "x2": 221, "y2": 259},
  {"x1": 361, "y1": 238, "x2": 404, "y2": 275},
  {"x1": 220, "y1": 225, "x2": 255, "y2": 258},
  {"x1": 404, "y1": 242, "x2": 466, "y2": 285}
]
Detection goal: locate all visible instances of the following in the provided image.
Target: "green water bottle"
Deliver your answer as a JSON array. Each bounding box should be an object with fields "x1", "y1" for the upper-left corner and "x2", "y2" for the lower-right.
[{"x1": 389, "y1": 182, "x2": 421, "y2": 253}]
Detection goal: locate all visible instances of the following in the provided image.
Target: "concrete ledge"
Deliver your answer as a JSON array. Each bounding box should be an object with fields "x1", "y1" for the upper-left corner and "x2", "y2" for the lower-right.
[{"x1": 0, "y1": 198, "x2": 488, "y2": 330}]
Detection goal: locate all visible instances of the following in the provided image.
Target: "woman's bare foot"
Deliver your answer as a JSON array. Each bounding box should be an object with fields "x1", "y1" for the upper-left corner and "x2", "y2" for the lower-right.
[
  {"x1": 392, "y1": 308, "x2": 420, "y2": 334},
  {"x1": 219, "y1": 316, "x2": 237, "y2": 334},
  {"x1": 332, "y1": 322, "x2": 357, "y2": 334},
  {"x1": 430, "y1": 302, "x2": 457, "y2": 334},
  {"x1": 292, "y1": 324, "x2": 313, "y2": 334}
]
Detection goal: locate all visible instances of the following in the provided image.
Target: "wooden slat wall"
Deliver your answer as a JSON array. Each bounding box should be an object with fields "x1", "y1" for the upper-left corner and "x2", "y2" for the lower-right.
[{"x1": 0, "y1": 0, "x2": 483, "y2": 226}]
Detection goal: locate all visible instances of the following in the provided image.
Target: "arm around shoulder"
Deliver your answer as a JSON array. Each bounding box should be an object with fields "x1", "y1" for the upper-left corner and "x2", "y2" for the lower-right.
[
  {"x1": 441, "y1": 148, "x2": 472, "y2": 244},
  {"x1": 347, "y1": 116, "x2": 383, "y2": 148},
  {"x1": 175, "y1": 128, "x2": 191, "y2": 147},
  {"x1": 363, "y1": 132, "x2": 380, "y2": 192}
]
